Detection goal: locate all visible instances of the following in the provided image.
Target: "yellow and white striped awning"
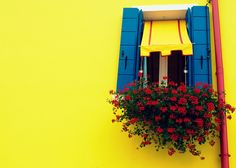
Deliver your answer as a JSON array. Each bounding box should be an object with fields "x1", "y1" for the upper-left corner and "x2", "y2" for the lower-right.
[{"x1": 140, "y1": 20, "x2": 193, "y2": 57}]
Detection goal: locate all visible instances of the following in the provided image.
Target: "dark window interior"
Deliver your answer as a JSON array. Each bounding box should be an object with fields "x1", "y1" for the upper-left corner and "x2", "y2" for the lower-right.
[
  {"x1": 147, "y1": 52, "x2": 159, "y2": 83},
  {"x1": 168, "y1": 51, "x2": 185, "y2": 84},
  {"x1": 146, "y1": 51, "x2": 185, "y2": 84}
]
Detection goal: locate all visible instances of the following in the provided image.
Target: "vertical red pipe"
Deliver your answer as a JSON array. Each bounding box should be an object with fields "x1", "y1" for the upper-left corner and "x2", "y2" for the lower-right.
[{"x1": 212, "y1": 0, "x2": 230, "y2": 168}]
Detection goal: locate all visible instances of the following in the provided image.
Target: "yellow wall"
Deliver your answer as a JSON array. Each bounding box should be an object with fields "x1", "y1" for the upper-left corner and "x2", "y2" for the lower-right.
[{"x1": 0, "y1": 0, "x2": 235, "y2": 168}]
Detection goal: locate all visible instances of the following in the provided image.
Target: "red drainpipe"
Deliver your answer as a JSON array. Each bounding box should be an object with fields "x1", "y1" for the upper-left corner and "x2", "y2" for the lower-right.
[{"x1": 212, "y1": 0, "x2": 230, "y2": 168}]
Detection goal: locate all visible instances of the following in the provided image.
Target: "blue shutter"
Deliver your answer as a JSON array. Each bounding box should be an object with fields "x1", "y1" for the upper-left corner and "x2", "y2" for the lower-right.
[
  {"x1": 190, "y1": 6, "x2": 212, "y2": 86},
  {"x1": 117, "y1": 8, "x2": 142, "y2": 91}
]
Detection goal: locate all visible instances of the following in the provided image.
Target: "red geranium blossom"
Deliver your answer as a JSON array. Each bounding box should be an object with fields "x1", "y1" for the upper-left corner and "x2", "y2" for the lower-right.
[
  {"x1": 155, "y1": 115, "x2": 161, "y2": 121},
  {"x1": 170, "y1": 106, "x2": 177, "y2": 111},
  {"x1": 178, "y1": 98, "x2": 187, "y2": 105},
  {"x1": 167, "y1": 128, "x2": 175, "y2": 133},
  {"x1": 207, "y1": 102, "x2": 215, "y2": 111},
  {"x1": 156, "y1": 127, "x2": 164, "y2": 133},
  {"x1": 195, "y1": 105, "x2": 203, "y2": 111},
  {"x1": 125, "y1": 95, "x2": 131, "y2": 101},
  {"x1": 129, "y1": 118, "x2": 138, "y2": 124},
  {"x1": 170, "y1": 97, "x2": 177, "y2": 102},
  {"x1": 170, "y1": 134, "x2": 179, "y2": 141},
  {"x1": 160, "y1": 107, "x2": 168, "y2": 113},
  {"x1": 193, "y1": 88, "x2": 201, "y2": 94}
]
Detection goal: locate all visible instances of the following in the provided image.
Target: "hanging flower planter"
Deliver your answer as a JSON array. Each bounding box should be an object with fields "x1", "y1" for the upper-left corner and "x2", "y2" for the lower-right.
[{"x1": 109, "y1": 78, "x2": 234, "y2": 159}]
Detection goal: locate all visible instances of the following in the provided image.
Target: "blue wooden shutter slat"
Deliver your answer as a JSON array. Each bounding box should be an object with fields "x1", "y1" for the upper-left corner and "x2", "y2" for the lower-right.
[
  {"x1": 119, "y1": 46, "x2": 136, "y2": 60},
  {"x1": 192, "y1": 31, "x2": 207, "y2": 44},
  {"x1": 190, "y1": 6, "x2": 212, "y2": 86},
  {"x1": 193, "y1": 45, "x2": 208, "y2": 59},
  {"x1": 192, "y1": 17, "x2": 207, "y2": 30},
  {"x1": 120, "y1": 32, "x2": 138, "y2": 45},
  {"x1": 192, "y1": 6, "x2": 207, "y2": 16},
  {"x1": 117, "y1": 8, "x2": 142, "y2": 91},
  {"x1": 118, "y1": 60, "x2": 136, "y2": 74},
  {"x1": 193, "y1": 59, "x2": 209, "y2": 74},
  {"x1": 122, "y1": 19, "x2": 139, "y2": 31}
]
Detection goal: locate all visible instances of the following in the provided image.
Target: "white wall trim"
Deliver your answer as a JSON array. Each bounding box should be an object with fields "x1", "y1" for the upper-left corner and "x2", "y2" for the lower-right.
[{"x1": 133, "y1": 4, "x2": 197, "y2": 21}]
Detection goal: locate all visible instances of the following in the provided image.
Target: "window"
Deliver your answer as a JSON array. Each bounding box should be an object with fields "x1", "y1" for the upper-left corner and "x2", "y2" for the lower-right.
[
  {"x1": 117, "y1": 5, "x2": 212, "y2": 91},
  {"x1": 147, "y1": 51, "x2": 186, "y2": 84}
]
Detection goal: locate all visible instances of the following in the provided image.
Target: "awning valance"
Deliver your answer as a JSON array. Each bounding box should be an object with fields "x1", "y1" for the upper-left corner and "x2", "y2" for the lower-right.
[{"x1": 140, "y1": 20, "x2": 193, "y2": 56}]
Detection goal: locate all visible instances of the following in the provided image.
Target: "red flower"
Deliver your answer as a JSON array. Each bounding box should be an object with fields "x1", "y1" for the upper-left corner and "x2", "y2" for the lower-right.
[
  {"x1": 183, "y1": 136, "x2": 190, "y2": 140},
  {"x1": 205, "y1": 122, "x2": 212, "y2": 128},
  {"x1": 167, "y1": 128, "x2": 175, "y2": 133},
  {"x1": 171, "y1": 89, "x2": 178, "y2": 94},
  {"x1": 202, "y1": 93, "x2": 209, "y2": 97},
  {"x1": 144, "y1": 88, "x2": 152, "y2": 95},
  {"x1": 127, "y1": 82, "x2": 136, "y2": 86},
  {"x1": 139, "y1": 106, "x2": 145, "y2": 111},
  {"x1": 203, "y1": 113, "x2": 212, "y2": 118},
  {"x1": 178, "y1": 85, "x2": 187, "y2": 93},
  {"x1": 195, "y1": 82, "x2": 202, "y2": 86},
  {"x1": 178, "y1": 98, "x2": 187, "y2": 105},
  {"x1": 193, "y1": 88, "x2": 201, "y2": 94},
  {"x1": 155, "y1": 115, "x2": 161, "y2": 121},
  {"x1": 142, "y1": 134, "x2": 148, "y2": 139},
  {"x1": 178, "y1": 107, "x2": 186, "y2": 114},
  {"x1": 204, "y1": 130, "x2": 209, "y2": 135},
  {"x1": 194, "y1": 118, "x2": 204, "y2": 128},
  {"x1": 138, "y1": 70, "x2": 143, "y2": 77},
  {"x1": 147, "y1": 100, "x2": 158, "y2": 105},
  {"x1": 203, "y1": 83, "x2": 209, "y2": 88},
  {"x1": 207, "y1": 102, "x2": 215, "y2": 111},
  {"x1": 197, "y1": 136, "x2": 203, "y2": 142},
  {"x1": 160, "y1": 107, "x2": 168, "y2": 113},
  {"x1": 176, "y1": 118, "x2": 183, "y2": 124},
  {"x1": 168, "y1": 148, "x2": 176, "y2": 156},
  {"x1": 170, "y1": 106, "x2": 177, "y2": 111},
  {"x1": 195, "y1": 105, "x2": 203, "y2": 111},
  {"x1": 170, "y1": 134, "x2": 179, "y2": 141},
  {"x1": 154, "y1": 87, "x2": 160, "y2": 92},
  {"x1": 187, "y1": 143, "x2": 195, "y2": 149},
  {"x1": 170, "y1": 97, "x2": 177, "y2": 102},
  {"x1": 163, "y1": 88, "x2": 169, "y2": 93},
  {"x1": 163, "y1": 76, "x2": 168, "y2": 80},
  {"x1": 190, "y1": 96, "x2": 199, "y2": 105},
  {"x1": 214, "y1": 118, "x2": 221, "y2": 123},
  {"x1": 169, "y1": 81, "x2": 177, "y2": 86},
  {"x1": 125, "y1": 95, "x2": 131, "y2": 101},
  {"x1": 208, "y1": 88, "x2": 213, "y2": 93},
  {"x1": 183, "y1": 117, "x2": 191, "y2": 123},
  {"x1": 129, "y1": 118, "x2": 138, "y2": 124},
  {"x1": 156, "y1": 127, "x2": 164, "y2": 133},
  {"x1": 111, "y1": 99, "x2": 119, "y2": 107},
  {"x1": 122, "y1": 87, "x2": 129, "y2": 93},
  {"x1": 209, "y1": 140, "x2": 215, "y2": 146},
  {"x1": 186, "y1": 129, "x2": 195, "y2": 135},
  {"x1": 141, "y1": 141, "x2": 151, "y2": 145}
]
